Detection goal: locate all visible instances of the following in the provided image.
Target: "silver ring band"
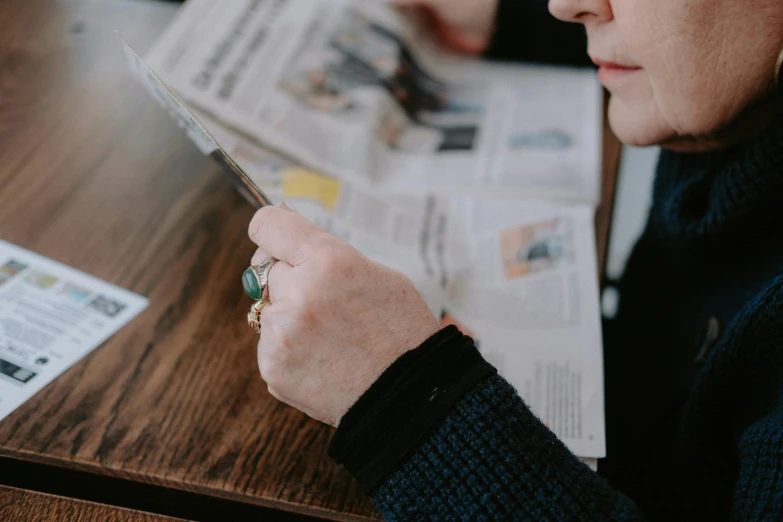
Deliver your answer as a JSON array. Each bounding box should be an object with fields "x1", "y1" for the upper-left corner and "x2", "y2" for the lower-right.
[{"x1": 253, "y1": 257, "x2": 277, "y2": 300}]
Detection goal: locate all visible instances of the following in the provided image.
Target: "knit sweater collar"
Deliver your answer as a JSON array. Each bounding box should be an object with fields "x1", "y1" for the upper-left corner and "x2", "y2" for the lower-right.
[{"x1": 651, "y1": 116, "x2": 783, "y2": 247}]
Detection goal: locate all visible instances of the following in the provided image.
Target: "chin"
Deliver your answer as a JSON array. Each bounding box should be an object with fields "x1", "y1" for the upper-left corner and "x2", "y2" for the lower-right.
[{"x1": 607, "y1": 95, "x2": 677, "y2": 147}]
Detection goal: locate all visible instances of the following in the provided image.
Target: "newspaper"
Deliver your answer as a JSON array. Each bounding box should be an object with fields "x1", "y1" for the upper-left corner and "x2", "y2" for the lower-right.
[
  {"x1": 0, "y1": 240, "x2": 148, "y2": 421},
  {"x1": 446, "y1": 199, "x2": 605, "y2": 458},
  {"x1": 144, "y1": 0, "x2": 602, "y2": 203},
  {"x1": 128, "y1": 0, "x2": 607, "y2": 461},
  {"x1": 195, "y1": 115, "x2": 606, "y2": 459},
  {"x1": 121, "y1": 35, "x2": 272, "y2": 208}
]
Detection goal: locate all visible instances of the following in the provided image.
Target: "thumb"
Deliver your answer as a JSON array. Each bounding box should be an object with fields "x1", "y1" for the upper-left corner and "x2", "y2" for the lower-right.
[
  {"x1": 388, "y1": 0, "x2": 489, "y2": 55},
  {"x1": 389, "y1": 0, "x2": 431, "y2": 6},
  {"x1": 435, "y1": 24, "x2": 490, "y2": 55}
]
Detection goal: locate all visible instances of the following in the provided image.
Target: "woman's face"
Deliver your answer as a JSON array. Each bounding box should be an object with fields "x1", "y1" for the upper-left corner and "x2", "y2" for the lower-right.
[{"x1": 549, "y1": 0, "x2": 783, "y2": 147}]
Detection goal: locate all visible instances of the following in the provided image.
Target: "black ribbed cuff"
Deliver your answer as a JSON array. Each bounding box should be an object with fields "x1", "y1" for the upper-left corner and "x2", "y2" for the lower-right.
[{"x1": 328, "y1": 326, "x2": 496, "y2": 493}]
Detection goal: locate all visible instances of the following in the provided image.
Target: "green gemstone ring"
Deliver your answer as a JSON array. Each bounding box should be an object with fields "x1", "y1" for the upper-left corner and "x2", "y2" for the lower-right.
[{"x1": 242, "y1": 258, "x2": 277, "y2": 300}]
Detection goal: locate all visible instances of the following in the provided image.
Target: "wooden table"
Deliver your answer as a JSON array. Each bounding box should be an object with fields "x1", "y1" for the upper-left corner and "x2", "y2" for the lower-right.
[
  {"x1": 0, "y1": 1, "x2": 620, "y2": 520},
  {"x1": 0, "y1": 485, "x2": 188, "y2": 522},
  {"x1": 596, "y1": 94, "x2": 622, "y2": 278}
]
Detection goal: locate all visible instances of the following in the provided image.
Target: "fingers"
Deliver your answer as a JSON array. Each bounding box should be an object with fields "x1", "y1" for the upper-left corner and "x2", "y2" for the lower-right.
[
  {"x1": 248, "y1": 206, "x2": 325, "y2": 266},
  {"x1": 390, "y1": 0, "x2": 438, "y2": 7},
  {"x1": 265, "y1": 260, "x2": 294, "y2": 303},
  {"x1": 435, "y1": 26, "x2": 488, "y2": 55},
  {"x1": 388, "y1": 0, "x2": 489, "y2": 55},
  {"x1": 249, "y1": 247, "x2": 295, "y2": 303},
  {"x1": 251, "y1": 247, "x2": 272, "y2": 266}
]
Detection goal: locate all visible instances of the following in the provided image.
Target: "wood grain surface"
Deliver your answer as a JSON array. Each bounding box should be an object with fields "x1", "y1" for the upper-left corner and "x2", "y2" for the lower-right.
[
  {"x1": 0, "y1": 1, "x2": 620, "y2": 521},
  {"x1": 0, "y1": 485, "x2": 188, "y2": 522},
  {"x1": 0, "y1": 1, "x2": 376, "y2": 520},
  {"x1": 596, "y1": 93, "x2": 622, "y2": 279}
]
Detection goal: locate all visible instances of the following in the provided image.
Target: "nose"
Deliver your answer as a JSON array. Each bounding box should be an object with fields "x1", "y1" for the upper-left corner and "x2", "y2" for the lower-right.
[{"x1": 548, "y1": 0, "x2": 613, "y2": 24}]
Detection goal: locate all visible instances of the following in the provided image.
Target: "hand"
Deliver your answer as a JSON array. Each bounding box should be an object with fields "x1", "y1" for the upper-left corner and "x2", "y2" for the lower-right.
[
  {"x1": 392, "y1": 0, "x2": 499, "y2": 55},
  {"x1": 247, "y1": 205, "x2": 440, "y2": 427}
]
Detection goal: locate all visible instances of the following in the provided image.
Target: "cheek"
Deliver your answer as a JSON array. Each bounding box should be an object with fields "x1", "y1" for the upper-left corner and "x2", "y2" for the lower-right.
[
  {"x1": 644, "y1": 53, "x2": 733, "y2": 137},
  {"x1": 604, "y1": 71, "x2": 679, "y2": 146},
  {"x1": 604, "y1": 0, "x2": 725, "y2": 143},
  {"x1": 613, "y1": 0, "x2": 782, "y2": 142},
  {"x1": 644, "y1": 53, "x2": 773, "y2": 140},
  {"x1": 606, "y1": 39, "x2": 751, "y2": 144}
]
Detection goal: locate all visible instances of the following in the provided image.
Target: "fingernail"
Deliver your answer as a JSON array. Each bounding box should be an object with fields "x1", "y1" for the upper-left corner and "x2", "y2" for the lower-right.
[{"x1": 280, "y1": 202, "x2": 298, "y2": 213}]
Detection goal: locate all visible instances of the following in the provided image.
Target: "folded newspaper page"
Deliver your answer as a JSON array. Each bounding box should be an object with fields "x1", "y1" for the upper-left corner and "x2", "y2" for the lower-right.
[
  {"x1": 125, "y1": 0, "x2": 607, "y2": 461},
  {"x1": 144, "y1": 0, "x2": 602, "y2": 203},
  {"x1": 121, "y1": 36, "x2": 273, "y2": 208}
]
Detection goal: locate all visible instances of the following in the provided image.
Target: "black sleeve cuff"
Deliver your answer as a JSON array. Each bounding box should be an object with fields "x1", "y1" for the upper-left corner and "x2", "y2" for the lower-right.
[
  {"x1": 328, "y1": 325, "x2": 496, "y2": 493},
  {"x1": 485, "y1": 0, "x2": 593, "y2": 67}
]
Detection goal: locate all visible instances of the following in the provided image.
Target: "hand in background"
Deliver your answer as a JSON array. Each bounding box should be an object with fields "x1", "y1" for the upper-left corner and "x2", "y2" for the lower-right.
[
  {"x1": 247, "y1": 206, "x2": 440, "y2": 427},
  {"x1": 391, "y1": 0, "x2": 499, "y2": 55}
]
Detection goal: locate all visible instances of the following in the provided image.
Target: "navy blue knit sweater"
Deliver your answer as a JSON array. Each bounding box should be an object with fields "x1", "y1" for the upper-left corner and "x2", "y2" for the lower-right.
[
  {"x1": 345, "y1": 110, "x2": 783, "y2": 522},
  {"x1": 329, "y1": 2, "x2": 783, "y2": 520}
]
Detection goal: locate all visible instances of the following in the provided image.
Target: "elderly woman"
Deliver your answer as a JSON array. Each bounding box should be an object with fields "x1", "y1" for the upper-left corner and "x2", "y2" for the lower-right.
[{"x1": 243, "y1": 0, "x2": 783, "y2": 519}]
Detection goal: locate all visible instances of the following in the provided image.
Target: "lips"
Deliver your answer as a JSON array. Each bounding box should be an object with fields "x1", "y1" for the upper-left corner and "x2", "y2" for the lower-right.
[
  {"x1": 591, "y1": 57, "x2": 641, "y2": 84},
  {"x1": 591, "y1": 57, "x2": 640, "y2": 71}
]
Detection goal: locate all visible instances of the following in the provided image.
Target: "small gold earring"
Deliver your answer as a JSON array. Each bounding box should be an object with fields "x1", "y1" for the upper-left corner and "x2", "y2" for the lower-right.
[{"x1": 776, "y1": 47, "x2": 783, "y2": 88}]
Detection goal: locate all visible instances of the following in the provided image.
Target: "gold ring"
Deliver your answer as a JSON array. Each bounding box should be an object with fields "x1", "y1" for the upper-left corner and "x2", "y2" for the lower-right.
[{"x1": 247, "y1": 298, "x2": 270, "y2": 335}]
